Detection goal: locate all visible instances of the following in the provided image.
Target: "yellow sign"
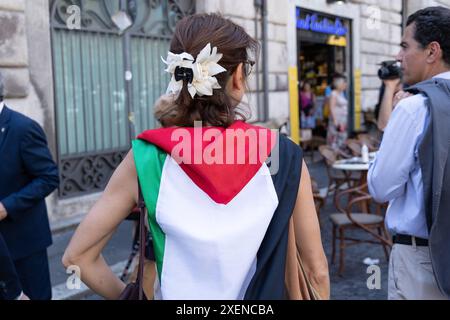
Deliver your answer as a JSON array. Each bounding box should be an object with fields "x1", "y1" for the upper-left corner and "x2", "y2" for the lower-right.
[
  {"x1": 354, "y1": 69, "x2": 362, "y2": 131},
  {"x1": 327, "y1": 36, "x2": 347, "y2": 47},
  {"x1": 288, "y1": 66, "x2": 300, "y2": 145}
]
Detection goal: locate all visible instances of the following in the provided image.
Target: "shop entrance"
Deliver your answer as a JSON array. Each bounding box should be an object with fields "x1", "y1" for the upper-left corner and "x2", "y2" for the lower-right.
[
  {"x1": 299, "y1": 41, "x2": 346, "y2": 138},
  {"x1": 296, "y1": 7, "x2": 352, "y2": 143}
]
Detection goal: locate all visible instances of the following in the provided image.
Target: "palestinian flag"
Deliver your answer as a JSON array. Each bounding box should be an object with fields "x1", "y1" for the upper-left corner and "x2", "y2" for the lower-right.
[{"x1": 133, "y1": 121, "x2": 303, "y2": 300}]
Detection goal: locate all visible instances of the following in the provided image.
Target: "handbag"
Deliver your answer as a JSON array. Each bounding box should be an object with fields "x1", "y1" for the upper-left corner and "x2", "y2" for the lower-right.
[
  {"x1": 285, "y1": 216, "x2": 321, "y2": 300},
  {"x1": 118, "y1": 182, "x2": 148, "y2": 300}
]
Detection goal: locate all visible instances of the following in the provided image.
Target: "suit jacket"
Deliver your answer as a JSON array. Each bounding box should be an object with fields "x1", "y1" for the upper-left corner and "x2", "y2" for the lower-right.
[
  {"x1": 407, "y1": 78, "x2": 450, "y2": 298},
  {"x1": 0, "y1": 106, "x2": 59, "y2": 260},
  {"x1": 0, "y1": 232, "x2": 21, "y2": 300}
]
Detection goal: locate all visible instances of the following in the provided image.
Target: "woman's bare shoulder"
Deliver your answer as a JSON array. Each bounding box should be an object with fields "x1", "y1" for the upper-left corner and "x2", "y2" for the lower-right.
[
  {"x1": 106, "y1": 149, "x2": 138, "y2": 201},
  {"x1": 124, "y1": 149, "x2": 136, "y2": 167}
]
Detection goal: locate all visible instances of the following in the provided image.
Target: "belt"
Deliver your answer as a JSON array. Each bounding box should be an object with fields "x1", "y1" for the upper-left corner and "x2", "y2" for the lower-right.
[{"x1": 393, "y1": 234, "x2": 429, "y2": 246}]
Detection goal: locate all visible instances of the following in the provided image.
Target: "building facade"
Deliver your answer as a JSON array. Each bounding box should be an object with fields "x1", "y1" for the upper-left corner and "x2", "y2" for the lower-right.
[
  {"x1": 1, "y1": 0, "x2": 449, "y2": 228},
  {"x1": 290, "y1": 0, "x2": 450, "y2": 133}
]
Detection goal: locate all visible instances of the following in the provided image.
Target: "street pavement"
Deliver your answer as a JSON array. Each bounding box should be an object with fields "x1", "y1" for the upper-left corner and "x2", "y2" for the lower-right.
[{"x1": 49, "y1": 219, "x2": 135, "y2": 299}]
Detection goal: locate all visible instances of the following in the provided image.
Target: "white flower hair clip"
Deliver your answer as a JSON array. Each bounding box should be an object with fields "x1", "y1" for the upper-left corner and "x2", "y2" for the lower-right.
[{"x1": 162, "y1": 43, "x2": 227, "y2": 99}]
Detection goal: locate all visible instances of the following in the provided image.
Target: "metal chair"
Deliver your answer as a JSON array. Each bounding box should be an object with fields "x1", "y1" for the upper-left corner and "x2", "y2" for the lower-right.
[
  {"x1": 311, "y1": 178, "x2": 326, "y2": 224},
  {"x1": 330, "y1": 183, "x2": 391, "y2": 276}
]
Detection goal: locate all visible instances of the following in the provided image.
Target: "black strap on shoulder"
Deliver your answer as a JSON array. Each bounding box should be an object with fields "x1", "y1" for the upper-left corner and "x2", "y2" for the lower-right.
[{"x1": 136, "y1": 181, "x2": 147, "y2": 300}]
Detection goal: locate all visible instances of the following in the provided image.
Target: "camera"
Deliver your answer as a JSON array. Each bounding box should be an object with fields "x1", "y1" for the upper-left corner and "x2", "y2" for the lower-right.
[{"x1": 378, "y1": 60, "x2": 402, "y2": 80}]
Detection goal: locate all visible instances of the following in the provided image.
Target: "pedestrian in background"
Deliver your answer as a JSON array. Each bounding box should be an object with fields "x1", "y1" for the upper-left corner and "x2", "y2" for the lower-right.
[
  {"x1": 300, "y1": 81, "x2": 317, "y2": 129},
  {"x1": 326, "y1": 74, "x2": 348, "y2": 151},
  {"x1": 0, "y1": 232, "x2": 29, "y2": 300},
  {"x1": 0, "y1": 72, "x2": 59, "y2": 300}
]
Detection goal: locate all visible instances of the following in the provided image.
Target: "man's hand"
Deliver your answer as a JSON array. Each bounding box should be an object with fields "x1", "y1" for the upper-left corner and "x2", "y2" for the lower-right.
[
  {"x1": 383, "y1": 78, "x2": 402, "y2": 91},
  {"x1": 377, "y1": 79, "x2": 407, "y2": 132},
  {"x1": 0, "y1": 202, "x2": 8, "y2": 221},
  {"x1": 393, "y1": 90, "x2": 413, "y2": 108}
]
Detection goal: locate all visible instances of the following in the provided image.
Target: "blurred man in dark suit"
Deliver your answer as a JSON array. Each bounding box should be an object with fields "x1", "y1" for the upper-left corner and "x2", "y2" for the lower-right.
[
  {"x1": 0, "y1": 232, "x2": 29, "y2": 300},
  {"x1": 0, "y1": 72, "x2": 59, "y2": 300}
]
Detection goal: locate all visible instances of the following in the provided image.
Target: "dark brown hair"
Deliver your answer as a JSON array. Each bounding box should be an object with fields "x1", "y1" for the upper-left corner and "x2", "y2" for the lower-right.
[
  {"x1": 157, "y1": 13, "x2": 259, "y2": 127},
  {"x1": 407, "y1": 6, "x2": 450, "y2": 66}
]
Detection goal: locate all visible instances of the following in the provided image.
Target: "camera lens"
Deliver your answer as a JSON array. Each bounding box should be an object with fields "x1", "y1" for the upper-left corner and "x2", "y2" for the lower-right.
[
  {"x1": 378, "y1": 61, "x2": 402, "y2": 80},
  {"x1": 378, "y1": 68, "x2": 388, "y2": 79}
]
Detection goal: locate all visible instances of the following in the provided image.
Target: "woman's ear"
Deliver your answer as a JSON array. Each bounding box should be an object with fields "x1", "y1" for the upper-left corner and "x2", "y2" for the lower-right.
[
  {"x1": 232, "y1": 63, "x2": 245, "y2": 91},
  {"x1": 226, "y1": 62, "x2": 246, "y2": 105}
]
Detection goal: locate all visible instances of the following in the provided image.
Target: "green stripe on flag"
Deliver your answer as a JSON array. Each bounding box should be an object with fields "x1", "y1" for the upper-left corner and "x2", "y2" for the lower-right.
[{"x1": 132, "y1": 139, "x2": 168, "y2": 281}]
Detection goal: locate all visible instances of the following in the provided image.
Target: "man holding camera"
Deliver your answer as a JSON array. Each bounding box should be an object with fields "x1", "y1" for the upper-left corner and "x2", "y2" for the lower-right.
[
  {"x1": 374, "y1": 61, "x2": 404, "y2": 132},
  {"x1": 368, "y1": 7, "x2": 450, "y2": 300}
]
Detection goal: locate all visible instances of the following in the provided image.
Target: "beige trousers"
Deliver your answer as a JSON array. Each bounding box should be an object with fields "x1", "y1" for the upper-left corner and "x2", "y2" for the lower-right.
[{"x1": 388, "y1": 243, "x2": 448, "y2": 300}]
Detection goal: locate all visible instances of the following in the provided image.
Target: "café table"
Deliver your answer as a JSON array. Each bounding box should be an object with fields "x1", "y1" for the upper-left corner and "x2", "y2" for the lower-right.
[{"x1": 332, "y1": 156, "x2": 374, "y2": 212}]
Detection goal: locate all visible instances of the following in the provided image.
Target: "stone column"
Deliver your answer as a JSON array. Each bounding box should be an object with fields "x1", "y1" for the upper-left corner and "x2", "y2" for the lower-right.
[{"x1": 0, "y1": 0, "x2": 31, "y2": 116}]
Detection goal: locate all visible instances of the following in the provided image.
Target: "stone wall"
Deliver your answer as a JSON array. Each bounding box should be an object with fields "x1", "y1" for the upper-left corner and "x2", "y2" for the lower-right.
[
  {"x1": 407, "y1": 0, "x2": 450, "y2": 15},
  {"x1": 351, "y1": 0, "x2": 403, "y2": 111},
  {"x1": 0, "y1": 0, "x2": 31, "y2": 114}
]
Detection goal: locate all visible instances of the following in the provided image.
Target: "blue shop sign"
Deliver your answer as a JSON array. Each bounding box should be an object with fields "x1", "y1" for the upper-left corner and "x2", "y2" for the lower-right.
[{"x1": 296, "y1": 8, "x2": 348, "y2": 36}]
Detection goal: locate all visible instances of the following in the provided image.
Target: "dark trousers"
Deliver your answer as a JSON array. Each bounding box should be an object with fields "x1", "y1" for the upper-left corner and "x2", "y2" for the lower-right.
[{"x1": 13, "y1": 250, "x2": 52, "y2": 300}]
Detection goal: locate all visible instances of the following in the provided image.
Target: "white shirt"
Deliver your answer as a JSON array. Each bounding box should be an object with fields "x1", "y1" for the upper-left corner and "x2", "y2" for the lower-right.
[
  {"x1": 368, "y1": 71, "x2": 450, "y2": 239},
  {"x1": 0, "y1": 101, "x2": 4, "y2": 115}
]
